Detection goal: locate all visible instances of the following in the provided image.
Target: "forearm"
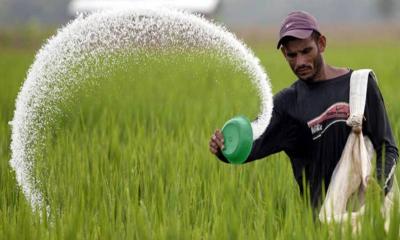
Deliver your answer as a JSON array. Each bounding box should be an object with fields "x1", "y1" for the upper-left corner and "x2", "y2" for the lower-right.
[
  {"x1": 376, "y1": 145, "x2": 398, "y2": 194},
  {"x1": 214, "y1": 118, "x2": 289, "y2": 164}
]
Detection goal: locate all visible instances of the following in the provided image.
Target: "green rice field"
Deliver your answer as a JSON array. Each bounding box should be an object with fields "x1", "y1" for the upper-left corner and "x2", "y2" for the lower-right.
[{"x1": 0, "y1": 36, "x2": 399, "y2": 239}]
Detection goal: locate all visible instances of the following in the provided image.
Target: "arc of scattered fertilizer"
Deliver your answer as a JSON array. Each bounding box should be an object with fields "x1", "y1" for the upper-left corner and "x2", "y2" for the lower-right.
[{"x1": 9, "y1": 8, "x2": 273, "y2": 211}]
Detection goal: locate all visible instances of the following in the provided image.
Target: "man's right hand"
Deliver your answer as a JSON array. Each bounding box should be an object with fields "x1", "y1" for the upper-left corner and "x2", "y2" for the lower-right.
[{"x1": 209, "y1": 129, "x2": 224, "y2": 155}]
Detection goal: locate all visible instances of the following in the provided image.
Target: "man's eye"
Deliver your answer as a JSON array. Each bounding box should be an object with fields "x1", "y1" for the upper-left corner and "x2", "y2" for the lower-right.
[
  {"x1": 302, "y1": 48, "x2": 312, "y2": 54},
  {"x1": 287, "y1": 53, "x2": 296, "y2": 58}
]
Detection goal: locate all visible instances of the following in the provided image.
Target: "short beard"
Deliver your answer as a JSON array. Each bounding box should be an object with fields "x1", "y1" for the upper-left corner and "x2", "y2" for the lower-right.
[{"x1": 299, "y1": 53, "x2": 323, "y2": 82}]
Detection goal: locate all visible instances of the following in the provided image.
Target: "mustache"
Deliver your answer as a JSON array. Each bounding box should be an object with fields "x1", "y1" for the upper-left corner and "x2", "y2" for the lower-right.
[{"x1": 295, "y1": 65, "x2": 312, "y2": 72}]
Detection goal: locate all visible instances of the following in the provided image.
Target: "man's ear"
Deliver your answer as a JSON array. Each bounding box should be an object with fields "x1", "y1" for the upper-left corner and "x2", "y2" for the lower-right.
[{"x1": 317, "y1": 35, "x2": 326, "y2": 53}]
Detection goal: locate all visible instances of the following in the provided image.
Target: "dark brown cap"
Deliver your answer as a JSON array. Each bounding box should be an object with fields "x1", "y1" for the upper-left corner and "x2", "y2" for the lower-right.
[{"x1": 277, "y1": 11, "x2": 320, "y2": 49}]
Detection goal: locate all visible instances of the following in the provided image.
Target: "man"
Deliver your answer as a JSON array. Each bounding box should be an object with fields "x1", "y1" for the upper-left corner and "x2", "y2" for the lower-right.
[{"x1": 209, "y1": 11, "x2": 398, "y2": 208}]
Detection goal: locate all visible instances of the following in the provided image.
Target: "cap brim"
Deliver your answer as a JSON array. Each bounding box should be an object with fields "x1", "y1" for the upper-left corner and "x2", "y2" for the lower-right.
[{"x1": 276, "y1": 29, "x2": 313, "y2": 49}]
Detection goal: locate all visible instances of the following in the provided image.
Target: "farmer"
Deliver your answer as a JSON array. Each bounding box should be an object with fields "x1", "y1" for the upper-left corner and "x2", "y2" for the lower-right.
[{"x1": 209, "y1": 11, "x2": 398, "y2": 209}]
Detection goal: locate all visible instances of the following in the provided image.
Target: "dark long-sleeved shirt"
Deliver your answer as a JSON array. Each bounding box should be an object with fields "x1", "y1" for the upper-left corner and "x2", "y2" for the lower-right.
[{"x1": 217, "y1": 70, "x2": 398, "y2": 207}]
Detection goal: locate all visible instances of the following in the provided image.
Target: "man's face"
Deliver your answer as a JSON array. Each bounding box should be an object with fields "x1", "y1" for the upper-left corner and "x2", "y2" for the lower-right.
[{"x1": 281, "y1": 35, "x2": 325, "y2": 81}]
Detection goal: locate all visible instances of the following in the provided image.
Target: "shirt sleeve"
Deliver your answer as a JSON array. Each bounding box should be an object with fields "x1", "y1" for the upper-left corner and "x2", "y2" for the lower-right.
[
  {"x1": 215, "y1": 89, "x2": 298, "y2": 164},
  {"x1": 364, "y1": 74, "x2": 399, "y2": 194}
]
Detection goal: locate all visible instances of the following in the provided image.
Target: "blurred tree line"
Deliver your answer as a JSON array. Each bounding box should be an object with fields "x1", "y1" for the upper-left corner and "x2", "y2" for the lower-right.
[
  {"x1": 0, "y1": 0, "x2": 398, "y2": 28},
  {"x1": 0, "y1": 0, "x2": 70, "y2": 27},
  {"x1": 377, "y1": 0, "x2": 396, "y2": 18}
]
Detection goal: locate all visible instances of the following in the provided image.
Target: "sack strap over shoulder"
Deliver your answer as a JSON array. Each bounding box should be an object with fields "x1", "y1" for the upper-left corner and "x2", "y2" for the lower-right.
[{"x1": 346, "y1": 69, "x2": 377, "y2": 133}]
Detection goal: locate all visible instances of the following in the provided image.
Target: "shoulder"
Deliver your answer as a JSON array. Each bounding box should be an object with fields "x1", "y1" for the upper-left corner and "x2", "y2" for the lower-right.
[
  {"x1": 367, "y1": 71, "x2": 379, "y2": 88},
  {"x1": 351, "y1": 69, "x2": 378, "y2": 87},
  {"x1": 365, "y1": 71, "x2": 383, "y2": 100},
  {"x1": 350, "y1": 69, "x2": 384, "y2": 104},
  {"x1": 274, "y1": 84, "x2": 297, "y2": 102},
  {"x1": 273, "y1": 83, "x2": 298, "y2": 112}
]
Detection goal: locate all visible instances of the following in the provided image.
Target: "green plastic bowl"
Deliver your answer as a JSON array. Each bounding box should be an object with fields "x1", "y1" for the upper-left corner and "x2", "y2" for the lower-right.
[{"x1": 221, "y1": 116, "x2": 253, "y2": 164}]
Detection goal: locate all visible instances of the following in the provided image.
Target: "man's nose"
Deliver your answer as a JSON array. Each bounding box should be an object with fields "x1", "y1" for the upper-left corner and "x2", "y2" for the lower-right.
[{"x1": 295, "y1": 54, "x2": 307, "y2": 67}]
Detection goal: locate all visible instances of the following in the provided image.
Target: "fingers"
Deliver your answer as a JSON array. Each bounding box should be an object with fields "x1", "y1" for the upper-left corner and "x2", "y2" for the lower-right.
[
  {"x1": 209, "y1": 136, "x2": 219, "y2": 154},
  {"x1": 209, "y1": 143, "x2": 218, "y2": 154},
  {"x1": 213, "y1": 130, "x2": 224, "y2": 149},
  {"x1": 215, "y1": 129, "x2": 223, "y2": 140},
  {"x1": 209, "y1": 129, "x2": 224, "y2": 155}
]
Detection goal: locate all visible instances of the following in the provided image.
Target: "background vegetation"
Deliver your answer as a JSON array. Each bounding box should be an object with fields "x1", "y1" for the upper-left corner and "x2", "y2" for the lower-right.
[{"x1": 0, "y1": 31, "x2": 399, "y2": 239}]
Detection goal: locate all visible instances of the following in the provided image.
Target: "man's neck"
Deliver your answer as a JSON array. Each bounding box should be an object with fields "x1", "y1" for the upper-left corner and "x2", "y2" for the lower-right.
[{"x1": 314, "y1": 65, "x2": 349, "y2": 81}]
